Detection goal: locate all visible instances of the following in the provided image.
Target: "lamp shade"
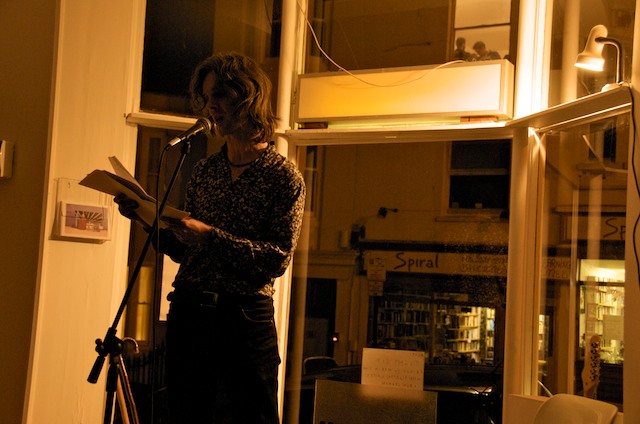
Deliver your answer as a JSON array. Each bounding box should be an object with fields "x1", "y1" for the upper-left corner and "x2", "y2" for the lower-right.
[{"x1": 575, "y1": 24, "x2": 608, "y2": 72}]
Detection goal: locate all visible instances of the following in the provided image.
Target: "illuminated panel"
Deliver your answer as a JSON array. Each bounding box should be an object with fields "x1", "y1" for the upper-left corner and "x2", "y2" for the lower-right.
[{"x1": 296, "y1": 60, "x2": 514, "y2": 123}]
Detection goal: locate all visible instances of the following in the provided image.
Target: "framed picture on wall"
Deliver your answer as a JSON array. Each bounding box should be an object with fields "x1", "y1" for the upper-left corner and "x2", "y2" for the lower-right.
[{"x1": 57, "y1": 202, "x2": 111, "y2": 242}]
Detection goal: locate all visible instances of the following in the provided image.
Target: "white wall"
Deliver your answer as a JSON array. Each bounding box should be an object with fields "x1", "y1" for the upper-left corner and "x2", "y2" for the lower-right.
[{"x1": 21, "y1": 1, "x2": 143, "y2": 423}]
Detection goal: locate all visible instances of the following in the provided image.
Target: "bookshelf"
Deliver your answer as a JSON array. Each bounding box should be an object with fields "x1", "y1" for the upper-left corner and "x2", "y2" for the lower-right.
[{"x1": 373, "y1": 297, "x2": 495, "y2": 364}]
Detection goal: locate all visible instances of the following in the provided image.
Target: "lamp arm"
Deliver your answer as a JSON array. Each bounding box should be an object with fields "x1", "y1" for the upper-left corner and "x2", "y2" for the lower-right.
[{"x1": 596, "y1": 36, "x2": 623, "y2": 83}]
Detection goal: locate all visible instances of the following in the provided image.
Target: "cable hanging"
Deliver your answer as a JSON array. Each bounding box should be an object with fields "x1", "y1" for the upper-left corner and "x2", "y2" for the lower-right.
[{"x1": 296, "y1": 0, "x2": 465, "y2": 88}]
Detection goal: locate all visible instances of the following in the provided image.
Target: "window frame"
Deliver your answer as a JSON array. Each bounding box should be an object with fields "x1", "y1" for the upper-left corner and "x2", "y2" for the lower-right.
[
  {"x1": 447, "y1": 138, "x2": 512, "y2": 214},
  {"x1": 126, "y1": 0, "x2": 639, "y2": 421},
  {"x1": 502, "y1": 87, "x2": 632, "y2": 421}
]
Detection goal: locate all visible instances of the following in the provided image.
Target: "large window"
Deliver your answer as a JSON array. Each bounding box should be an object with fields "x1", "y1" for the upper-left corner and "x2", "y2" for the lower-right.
[
  {"x1": 283, "y1": 140, "x2": 509, "y2": 424},
  {"x1": 130, "y1": 0, "x2": 519, "y2": 354},
  {"x1": 125, "y1": 0, "x2": 286, "y2": 358},
  {"x1": 118, "y1": 0, "x2": 640, "y2": 420},
  {"x1": 140, "y1": 0, "x2": 283, "y2": 116},
  {"x1": 124, "y1": 1, "x2": 558, "y2": 423},
  {"x1": 303, "y1": 0, "x2": 515, "y2": 73},
  {"x1": 535, "y1": 112, "x2": 629, "y2": 408},
  {"x1": 449, "y1": 139, "x2": 511, "y2": 211},
  {"x1": 453, "y1": 0, "x2": 513, "y2": 62}
]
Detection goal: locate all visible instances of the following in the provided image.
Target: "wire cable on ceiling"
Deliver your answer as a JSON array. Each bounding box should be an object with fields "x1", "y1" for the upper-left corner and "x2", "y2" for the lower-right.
[{"x1": 296, "y1": 0, "x2": 466, "y2": 88}]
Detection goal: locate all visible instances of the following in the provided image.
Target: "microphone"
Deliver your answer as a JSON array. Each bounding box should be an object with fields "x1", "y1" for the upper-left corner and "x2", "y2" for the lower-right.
[{"x1": 167, "y1": 118, "x2": 212, "y2": 147}]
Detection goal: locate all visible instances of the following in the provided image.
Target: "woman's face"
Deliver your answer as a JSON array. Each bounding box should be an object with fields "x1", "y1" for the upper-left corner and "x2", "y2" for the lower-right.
[{"x1": 202, "y1": 72, "x2": 242, "y2": 137}]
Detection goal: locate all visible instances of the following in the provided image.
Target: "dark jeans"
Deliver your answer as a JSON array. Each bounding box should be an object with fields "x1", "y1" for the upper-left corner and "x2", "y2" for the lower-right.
[{"x1": 166, "y1": 292, "x2": 280, "y2": 424}]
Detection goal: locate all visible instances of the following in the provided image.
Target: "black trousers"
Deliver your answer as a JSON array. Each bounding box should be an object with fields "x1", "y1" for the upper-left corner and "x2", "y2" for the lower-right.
[{"x1": 165, "y1": 292, "x2": 280, "y2": 424}]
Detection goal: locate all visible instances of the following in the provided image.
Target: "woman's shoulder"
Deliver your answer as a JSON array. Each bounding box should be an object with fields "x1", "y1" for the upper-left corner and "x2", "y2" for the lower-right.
[{"x1": 268, "y1": 147, "x2": 303, "y2": 178}]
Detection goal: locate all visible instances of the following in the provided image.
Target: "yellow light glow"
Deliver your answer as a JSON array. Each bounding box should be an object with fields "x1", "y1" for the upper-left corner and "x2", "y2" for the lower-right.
[
  {"x1": 579, "y1": 259, "x2": 625, "y2": 282},
  {"x1": 574, "y1": 24, "x2": 608, "y2": 72}
]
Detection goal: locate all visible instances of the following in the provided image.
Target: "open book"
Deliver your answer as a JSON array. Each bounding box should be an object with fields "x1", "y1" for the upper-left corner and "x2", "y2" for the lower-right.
[{"x1": 80, "y1": 156, "x2": 189, "y2": 228}]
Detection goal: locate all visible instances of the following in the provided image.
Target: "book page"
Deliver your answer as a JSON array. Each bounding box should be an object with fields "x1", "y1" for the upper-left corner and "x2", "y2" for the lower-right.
[
  {"x1": 79, "y1": 157, "x2": 189, "y2": 228},
  {"x1": 108, "y1": 156, "x2": 148, "y2": 196}
]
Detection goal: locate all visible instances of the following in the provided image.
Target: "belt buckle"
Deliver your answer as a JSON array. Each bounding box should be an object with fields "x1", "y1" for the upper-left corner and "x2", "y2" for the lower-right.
[{"x1": 201, "y1": 291, "x2": 219, "y2": 308}]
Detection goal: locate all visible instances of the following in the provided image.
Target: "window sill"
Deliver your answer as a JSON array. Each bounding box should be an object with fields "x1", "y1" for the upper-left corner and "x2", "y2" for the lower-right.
[{"x1": 436, "y1": 210, "x2": 507, "y2": 222}]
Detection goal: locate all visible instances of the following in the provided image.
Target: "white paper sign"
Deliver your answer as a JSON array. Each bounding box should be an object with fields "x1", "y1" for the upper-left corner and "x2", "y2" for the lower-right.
[
  {"x1": 603, "y1": 314, "x2": 624, "y2": 341},
  {"x1": 361, "y1": 348, "x2": 424, "y2": 391}
]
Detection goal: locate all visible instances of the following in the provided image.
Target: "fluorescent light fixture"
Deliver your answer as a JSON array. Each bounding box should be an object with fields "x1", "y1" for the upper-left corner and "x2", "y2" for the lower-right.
[{"x1": 575, "y1": 24, "x2": 625, "y2": 91}]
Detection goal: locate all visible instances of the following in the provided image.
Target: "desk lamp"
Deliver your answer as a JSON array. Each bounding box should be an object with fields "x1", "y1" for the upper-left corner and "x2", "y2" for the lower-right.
[{"x1": 575, "y1": 24, "x2": 626, "y2": 91}]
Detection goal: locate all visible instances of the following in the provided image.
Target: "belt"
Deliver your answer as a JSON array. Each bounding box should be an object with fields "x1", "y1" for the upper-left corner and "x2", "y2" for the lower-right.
[{"x1": 167, "y1": 290, "x2": 269, "y2": 308}]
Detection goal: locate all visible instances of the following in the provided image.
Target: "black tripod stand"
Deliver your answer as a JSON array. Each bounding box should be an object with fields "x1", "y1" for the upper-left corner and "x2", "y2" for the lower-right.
[
  {"x1": 88, "y1": 139, "x2": 194, "y2": 424},
  {"x1": 94, "y1": 333, "x2": 140, "y2": 424}
]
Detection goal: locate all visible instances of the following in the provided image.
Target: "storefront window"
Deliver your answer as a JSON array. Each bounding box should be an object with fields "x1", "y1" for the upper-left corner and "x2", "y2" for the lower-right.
[
  {"x1": 284, "y1": 141, "x2": 509, "y2": 423},
  {"x1": 578, "y1": 259, "x2": 625, "y2": 369},
  {"x1": 371, "y1": 287, "x2": 498, "y2": 365},
  {"x1": 535, "y1": 113, "x2": 629, "y2": 408}
]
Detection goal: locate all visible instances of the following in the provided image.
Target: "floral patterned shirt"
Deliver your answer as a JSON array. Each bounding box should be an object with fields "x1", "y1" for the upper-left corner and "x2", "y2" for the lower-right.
[{"x1": 161, "y1": 142, "x2": 305, "y2": 297}]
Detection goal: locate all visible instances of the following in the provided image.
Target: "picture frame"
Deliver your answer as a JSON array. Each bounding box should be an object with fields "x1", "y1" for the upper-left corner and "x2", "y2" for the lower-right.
[{"x1": 57, "y1": 201, "x2": 111, "y2": 242}]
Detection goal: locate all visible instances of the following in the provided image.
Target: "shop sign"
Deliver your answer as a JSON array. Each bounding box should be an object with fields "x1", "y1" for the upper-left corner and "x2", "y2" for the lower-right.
[
  {"x1": 561, "y1": 215, "x2": 626, "y2": 241},
  {"x1": 602, "y1": 216, "x2": 626, "y2": 240},
  {"x1": 544, "y1": 256, "x2": 573, "y2": 280},
  {"x1": 368, "y1": 280, "x2": 384, "y2": 296},
  {"x1": 364, "y1": 250, "x2": 572, "y2": 279},
  {"x1": 366, "y1": 256, "x2": 386, "y2": 296},
  {"x1": 364, "y1": 250, "x2": 507, "y2": 277},
  {"x1": 366, "y1": 256, "x2": 387, "y2": 281}
]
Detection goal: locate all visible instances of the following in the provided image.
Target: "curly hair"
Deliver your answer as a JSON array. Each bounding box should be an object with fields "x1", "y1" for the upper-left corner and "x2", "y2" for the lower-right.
[{"x1": 189, "y1": 52, "x2": 277, "y2": 143}]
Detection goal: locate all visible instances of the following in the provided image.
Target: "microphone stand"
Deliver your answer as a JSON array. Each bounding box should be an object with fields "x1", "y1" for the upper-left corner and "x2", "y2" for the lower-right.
[{"x1": 88, "y1": 139, "x2": 193, "y2": 424}]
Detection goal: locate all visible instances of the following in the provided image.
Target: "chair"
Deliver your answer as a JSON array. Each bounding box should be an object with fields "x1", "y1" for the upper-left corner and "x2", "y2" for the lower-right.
[
  {"x1": 303, "y1": 356, "x2": 338, "y2": 375},
  {"x1": 532, "y1": 393, "x2": 618, "y2": 424}
]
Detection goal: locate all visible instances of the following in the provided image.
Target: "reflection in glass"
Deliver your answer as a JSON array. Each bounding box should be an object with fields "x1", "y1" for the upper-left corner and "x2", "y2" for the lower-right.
[
  {"x1": 141, "y1": 0, "x2": 282, "y2": 115},
  {"x1": 453, "y1": 0, "x2": 512, "y2": 62},
  {"x1": 283, "y1": 141, "x2": 509, "y2": 423},
  {"x1": 536, "y1": 114, "x2": 628, "y2": 408},
  {"x1": 304, "y1": 0, "x2": 512, "y2": 73},
  {"x1": 547, "y1": 0, "x2": 636, "y2": 105}
]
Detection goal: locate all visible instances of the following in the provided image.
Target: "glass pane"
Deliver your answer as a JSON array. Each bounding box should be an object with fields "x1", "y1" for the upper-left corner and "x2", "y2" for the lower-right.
[
  {"x1": 548, "y1": 0, "x2": 636, "y2": 106},
  {"x1": 141, "y1": 0, "x2": 282, "y2": 115},
  {"x1": 284, "y1": 141, "x2": 508, "y2": 424},
  {"x1": 453, "y1": 26, "x2": 510, "y2": 62},
  {"x1": 537, "y1": 114, "x2": 628, "y2": 409},
  {"x1": 123, "y1": 125, "x2": 209, "y2": 346},
  {"x1": 451, "y1": 140, "x2": 511, "y2": 170},
  {"x1": 450, "y1": 175, "x2": 510, "y2": 209},
  {"x1": 455, "y1": 0, "x2": 511, "y2": 27},
  {"x1": 304, "y1": 0, "x2": 512, "y2": 73}
]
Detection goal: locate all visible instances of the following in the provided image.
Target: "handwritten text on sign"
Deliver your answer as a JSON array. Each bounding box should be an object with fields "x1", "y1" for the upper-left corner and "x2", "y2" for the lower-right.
[{"x1": 361, "y1": 348, "x2": 424, "y2": 391}]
